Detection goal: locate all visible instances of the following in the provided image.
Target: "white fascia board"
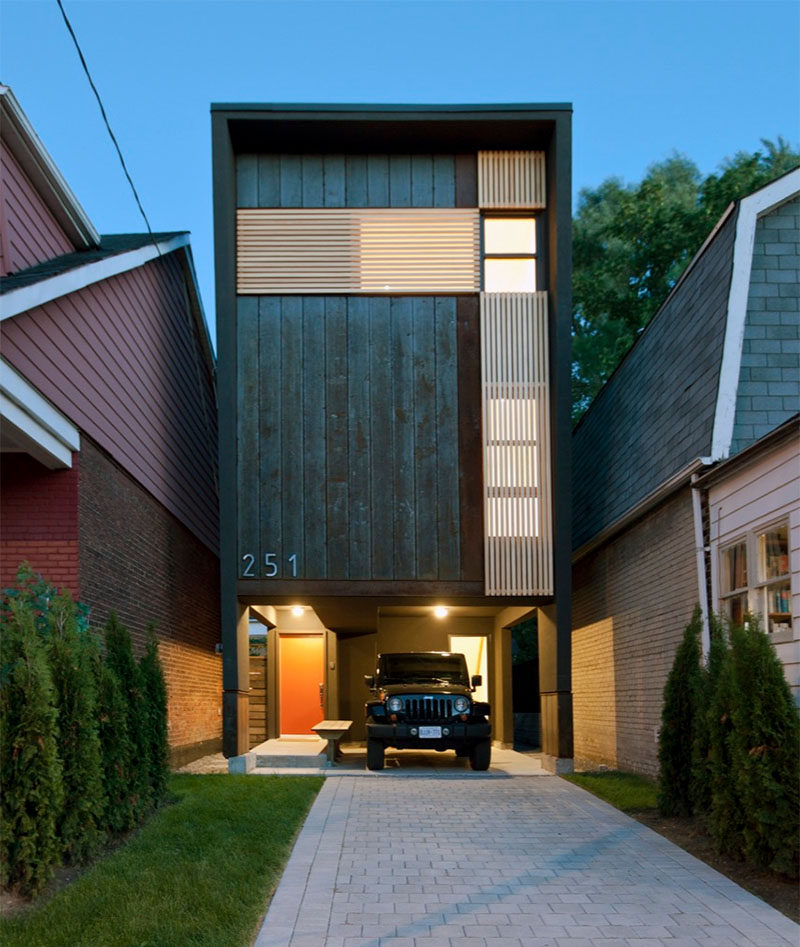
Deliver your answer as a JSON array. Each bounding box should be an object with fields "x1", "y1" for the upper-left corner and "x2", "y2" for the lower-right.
[
  {"x1": 0, "y1": 85, "x2": 100, "y2": 249},
  {"x1": 710, "y1": 168, "x2": 800, "y2": 461},
  {"x1": 1, "y1": 358, "x2": 80, "y2": 468},
  {"x1": 0, "y1": 234, "x2": 189, "y2": 322}
]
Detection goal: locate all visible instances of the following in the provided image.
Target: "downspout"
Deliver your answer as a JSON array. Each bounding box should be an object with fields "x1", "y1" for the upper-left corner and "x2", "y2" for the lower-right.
[{"x1": 691, "y1": 471, "x2": 711, "y2": 661}]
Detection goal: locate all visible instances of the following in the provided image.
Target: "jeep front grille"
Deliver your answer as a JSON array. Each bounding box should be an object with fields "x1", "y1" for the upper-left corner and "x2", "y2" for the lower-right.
[{"x1": 401, "y1": 696, "x2": 453, "y2": 720}]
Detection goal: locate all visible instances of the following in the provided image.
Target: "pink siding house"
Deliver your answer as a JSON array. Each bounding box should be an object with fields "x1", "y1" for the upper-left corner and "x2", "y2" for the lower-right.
[{"x1": 0, "y1": 85, "x2": 221, "y2": 765}]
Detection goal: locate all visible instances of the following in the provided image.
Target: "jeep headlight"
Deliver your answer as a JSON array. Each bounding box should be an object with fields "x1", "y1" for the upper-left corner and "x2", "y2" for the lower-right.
[
  {"x1": 387, "y1": 696, "x2": 403, "y2": 713},
  {"x1": 453, "y1": 696, "x2": 470, "y2": 714}
]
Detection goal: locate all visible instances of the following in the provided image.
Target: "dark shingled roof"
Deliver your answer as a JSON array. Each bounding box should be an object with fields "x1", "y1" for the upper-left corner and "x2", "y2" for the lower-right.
[
  {"x1": 0, "y1": 232, "x2": 186, "y2": 294},
  {"x1": 572, "y1": 206, "x2": 739, "y2": 552}
]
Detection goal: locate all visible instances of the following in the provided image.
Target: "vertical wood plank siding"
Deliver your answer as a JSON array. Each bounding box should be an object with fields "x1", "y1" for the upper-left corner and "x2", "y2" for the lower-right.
[
  {"x1": 237, "y1": 153, "x2": 457, "y2": 208},
  {"x1": 478, "y1": 151, "x2": 546, "y2": 209},
  {"x1": 1, "y1": 139, "x2": 74, "y2": 274},
  {"x1": 480, "y1": 292, "x2": 553, "y2": 595},
  {"x1": 236, "y1": 296, "x2": 462, "y2": 581},
  {"x1": 1, "y1": 254, "x2": 219, "y2": 551}
]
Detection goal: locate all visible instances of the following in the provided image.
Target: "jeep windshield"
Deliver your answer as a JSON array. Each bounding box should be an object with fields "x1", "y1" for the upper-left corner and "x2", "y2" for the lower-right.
[{"x1": 378, "y1": 653, "x2": 469, "y2": 686}]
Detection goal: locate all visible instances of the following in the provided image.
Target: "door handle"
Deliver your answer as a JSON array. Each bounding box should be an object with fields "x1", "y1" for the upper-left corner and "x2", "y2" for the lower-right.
[{"x1": 319, "y1": 682, "x2": 324, "y2": 707}]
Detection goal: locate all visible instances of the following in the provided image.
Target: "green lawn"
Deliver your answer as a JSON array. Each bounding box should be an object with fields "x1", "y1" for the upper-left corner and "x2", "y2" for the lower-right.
[
  {"x1": 562, "y1": 769, "x2": 659, "y2": 812},
  {"x1": 1, "y1": 774, "x2": 322, "y2": 947}
]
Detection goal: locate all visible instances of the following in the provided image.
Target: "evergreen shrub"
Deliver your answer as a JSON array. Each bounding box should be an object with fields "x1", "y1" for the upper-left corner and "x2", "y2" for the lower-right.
[
  {"x1": 46, "y1": 593, "x2": 105, "y2": 864},
  {"x1": 0, "y1": 599, "x2": 64, "y2": 895},
  {"x1": 690, "y1": 618, "x2": 725, "y2": 821},
  {"x1": 93, "y1": 652, "x2": 136, "y2": 835},
  {"x1": 726, "y1": 618, "x2": 800, "y2": 877},
  {"x1": 139, "y1": 625, "x2": 170, "y2": 804},
  {"x1": 104, "y1": 613, "x2": 152, "y2": 818},
  {"x1": 657, "y1": 608, "x2": 702, "y2": 816}
]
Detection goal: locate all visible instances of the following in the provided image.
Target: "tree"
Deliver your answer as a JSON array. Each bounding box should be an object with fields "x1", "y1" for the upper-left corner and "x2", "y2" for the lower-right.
[
  {"x1": 657, "y1": 609, "x2": 702, "y2": 816},
  {"x1": 139, "y1": 626, "x2": 170, "y2": 805},
  {"x1": 572, "y1": 138, "x2": 800, "y2": 422},
  {"x1": 0, "y1": 599, "x2": 64, "y2": 895},
  {"x1": 104, "y1": 613, "x2": 152, "y2": 819}
]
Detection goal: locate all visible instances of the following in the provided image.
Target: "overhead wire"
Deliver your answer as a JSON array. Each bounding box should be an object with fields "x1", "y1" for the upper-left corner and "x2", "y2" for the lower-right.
[{"x1": 55, "y1": 0, "x2": 160, "y2": 254}]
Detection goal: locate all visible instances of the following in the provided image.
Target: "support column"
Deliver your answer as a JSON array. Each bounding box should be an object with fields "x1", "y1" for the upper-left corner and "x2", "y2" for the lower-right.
[
  {"x1": 538, "y1": 603, "x2": 573, "y2": 773},
  {"x1": 222, "y1": 599, "x2": 250, "y2": 757}
]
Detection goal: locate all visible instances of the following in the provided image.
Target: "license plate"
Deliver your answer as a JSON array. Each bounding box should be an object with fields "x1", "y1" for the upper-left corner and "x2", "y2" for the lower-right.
[{"x1": 419, "y1": 726, "x2": 442, "y2": 739}]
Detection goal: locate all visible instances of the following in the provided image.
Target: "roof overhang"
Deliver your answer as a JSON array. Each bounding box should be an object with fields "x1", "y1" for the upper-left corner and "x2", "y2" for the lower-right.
[
  {"x1": 1, "y1": 358, "x2": 80, "y2": 468},
  {"x1": 0, "y1": 232, "x2": 189, "y2": 321},
  {"x1": 0, "y1": 85, "x2": 100, "y2": 250}
]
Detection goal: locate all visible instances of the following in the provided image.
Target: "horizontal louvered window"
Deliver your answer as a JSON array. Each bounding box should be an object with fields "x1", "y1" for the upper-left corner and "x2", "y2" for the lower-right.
[
  {"x1": 478, "y1": 151, "x2": 546, "y2": 209},
  {"x1": 481, "y1": 292, "x2": 552, "y2": 596},
  {"x1": 236, "y1": 208, "x2": 479, "y2": 294}
]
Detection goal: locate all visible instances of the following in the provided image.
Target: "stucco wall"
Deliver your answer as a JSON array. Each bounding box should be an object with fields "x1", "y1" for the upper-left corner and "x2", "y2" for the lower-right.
[{"x1": 572, "y1": 488, "x2": 698, "y2": 776}]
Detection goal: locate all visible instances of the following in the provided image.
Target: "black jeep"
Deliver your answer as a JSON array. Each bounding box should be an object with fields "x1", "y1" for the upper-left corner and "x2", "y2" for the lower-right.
[{"x1": 364, "y1": 651, "x2": 491, "y2": 771}]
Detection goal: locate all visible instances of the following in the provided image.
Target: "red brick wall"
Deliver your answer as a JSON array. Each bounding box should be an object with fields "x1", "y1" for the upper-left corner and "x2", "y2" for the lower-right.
[
  {"x1": 0, "y1": 453, "x2": 79, "y2": 592},
  {"x1": 77, "y1": 438, "x2": 221, "y2": 763},
  {"x1": 572, "y1": 489, "x2": 699, "y2": 776}
]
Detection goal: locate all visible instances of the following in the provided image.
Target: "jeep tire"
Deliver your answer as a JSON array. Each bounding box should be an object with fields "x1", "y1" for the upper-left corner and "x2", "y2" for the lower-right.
[
  {"x1": 469, "y1": 738, "x2": 491, "y2": 771},
  {"x1": 366, "y1": 738, "x2": 385, "y2": 771}
]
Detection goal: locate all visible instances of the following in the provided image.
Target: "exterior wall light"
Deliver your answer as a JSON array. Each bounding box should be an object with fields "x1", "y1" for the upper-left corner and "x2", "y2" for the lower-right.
[{"x1": 433, "y1": 606, "x2": 449, "y2": 619}]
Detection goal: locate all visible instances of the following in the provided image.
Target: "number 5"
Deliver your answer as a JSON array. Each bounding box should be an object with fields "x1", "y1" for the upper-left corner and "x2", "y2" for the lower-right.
[{"x1": 264, "y1": 553, "x2": 278, "y2": 577}]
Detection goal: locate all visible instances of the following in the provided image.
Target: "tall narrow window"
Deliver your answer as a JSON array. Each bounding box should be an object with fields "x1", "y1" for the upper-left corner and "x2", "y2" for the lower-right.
[{"x1": 483, "y1": 217, "x2": 536, "y2": 292}]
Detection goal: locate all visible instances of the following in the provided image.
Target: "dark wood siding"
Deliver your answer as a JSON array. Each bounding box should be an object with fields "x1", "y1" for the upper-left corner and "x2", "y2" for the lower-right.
[
  {"x1": 1, "y1": 253, "x2": 219, "y2": 552},
  {"x1": 236, "y1": 153, "x2": 457, "y2": 208},
  {"x1": 236, "y1": 295, "x2": 463, "y2": 581},
  {"x1": 0, "y1": 139, "x2": 74, "y2": 275}
]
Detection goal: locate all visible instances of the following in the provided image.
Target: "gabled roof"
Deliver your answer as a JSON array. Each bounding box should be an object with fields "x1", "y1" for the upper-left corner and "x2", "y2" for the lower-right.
[
  {"x1": 572, "y1": 168, "x2": 800, "y2": 555},
  {"x1": 0, "y1": 85, "x2": 99, "y2": 249}
]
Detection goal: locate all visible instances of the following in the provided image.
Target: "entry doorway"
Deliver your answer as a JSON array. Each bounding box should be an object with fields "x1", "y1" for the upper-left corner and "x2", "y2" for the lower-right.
[
  {"x1": 449, "y1": 635, "x2": 488, "y2": 702},
  {"x1": 279, "y1": 633, "x2": 325, "y2": 735}
]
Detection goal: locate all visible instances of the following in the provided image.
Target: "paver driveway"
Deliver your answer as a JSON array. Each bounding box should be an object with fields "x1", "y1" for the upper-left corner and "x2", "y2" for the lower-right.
[{"x1": 256, "y1": 774, "x2": 799, "y2": 947}]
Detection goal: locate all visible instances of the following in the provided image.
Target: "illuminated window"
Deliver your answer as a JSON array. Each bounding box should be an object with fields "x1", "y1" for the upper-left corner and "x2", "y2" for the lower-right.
[
  {"x1": 483, "y1": 217, "x2": 536, "y2": 292},
  {"x1": 719, "y1": 525, "x2": 791, "y2": 634}
]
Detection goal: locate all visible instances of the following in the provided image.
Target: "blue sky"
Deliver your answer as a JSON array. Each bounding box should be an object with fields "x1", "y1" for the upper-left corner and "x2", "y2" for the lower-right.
[{"x1": 2, "y1": 0, "x2": 798, "y2": 343}]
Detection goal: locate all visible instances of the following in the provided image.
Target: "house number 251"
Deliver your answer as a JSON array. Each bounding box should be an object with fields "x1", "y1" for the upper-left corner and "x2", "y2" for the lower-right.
[{"x1": 241, "y1": 553, "x2": 298, "y2": 578}]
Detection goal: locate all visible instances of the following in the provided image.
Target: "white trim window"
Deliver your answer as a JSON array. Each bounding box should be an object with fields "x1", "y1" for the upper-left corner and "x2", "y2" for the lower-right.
[{"x1": 719, "y1": 521, "x2": 791, "y2": 634}]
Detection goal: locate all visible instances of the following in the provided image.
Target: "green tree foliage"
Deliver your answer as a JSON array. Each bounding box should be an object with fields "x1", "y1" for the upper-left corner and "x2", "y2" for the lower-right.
[
  {"x1": 92, "y1": 653, "x2": 135, "y2": 835},
  {"x1": 104, "y1": 613, "x2": 152, "y2": 819},
  {"x1": 657, "y1": 609, "x2": 702, "y2": 816},
  {"x1": 690, "y1": 617, "x2": 726, "y2": 821},
  {"x1": 139, "y1": 626, "x2": 170, "y2": 804},
  {"x1": 46, "y1": 593, "x2": 105, "y2": 864},
  {"x1": 572, "y1": 138, "x2": 800, "y2": 421},
  {"x1": 726, "y1": 618, "x2": 800, "y2": 877},
  {"x1": 0, "y1": 600, "x2": 64, "y2": 896}
]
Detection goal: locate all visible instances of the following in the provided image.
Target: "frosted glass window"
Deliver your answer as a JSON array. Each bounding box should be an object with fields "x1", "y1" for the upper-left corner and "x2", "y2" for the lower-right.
[
  {"x1": 485, "y1": 258, "x2": 536, "y2": 292},
  {"x1": 484, "y1": 218, "x2": 536, "y2": 254}
]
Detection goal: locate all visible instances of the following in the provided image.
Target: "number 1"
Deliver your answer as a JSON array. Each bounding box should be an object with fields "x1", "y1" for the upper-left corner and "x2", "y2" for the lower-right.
[{"x1": 288, "y1": 554, "x2": 297, "y2": 577}]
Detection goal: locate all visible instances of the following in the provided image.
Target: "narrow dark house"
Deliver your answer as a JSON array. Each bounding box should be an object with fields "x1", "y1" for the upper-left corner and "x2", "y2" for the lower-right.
[{"x1": 212, "y1": 103, "x2": 573, "y2": 770}]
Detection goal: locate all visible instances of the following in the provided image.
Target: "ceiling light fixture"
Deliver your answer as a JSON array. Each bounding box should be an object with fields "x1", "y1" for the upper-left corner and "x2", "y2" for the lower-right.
[
  {"x1": 291, "y1": 605, "x2": 305, "y2": 617},
  {"x1": 433, "y1": 605, "x2": 448, "y2": 619}
]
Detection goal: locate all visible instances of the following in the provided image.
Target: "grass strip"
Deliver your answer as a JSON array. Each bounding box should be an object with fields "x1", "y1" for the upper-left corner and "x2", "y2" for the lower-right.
[
  {"x1": 1, "y1": 773, "x2": 322, "y2": 947},
  {"x1": 562, "y1": 769, "x2": 659, "y2": 812}
]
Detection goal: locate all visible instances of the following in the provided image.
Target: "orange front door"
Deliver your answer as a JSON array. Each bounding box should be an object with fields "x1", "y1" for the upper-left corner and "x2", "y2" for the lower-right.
[{"x1": 279, "y1": 634, "x2": 325, "y2": 735}]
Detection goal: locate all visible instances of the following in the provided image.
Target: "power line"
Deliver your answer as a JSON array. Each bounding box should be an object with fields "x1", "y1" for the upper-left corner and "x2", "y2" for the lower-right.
[{"x1": 55, "y1": 0, "x2": 159, "y2": 251}]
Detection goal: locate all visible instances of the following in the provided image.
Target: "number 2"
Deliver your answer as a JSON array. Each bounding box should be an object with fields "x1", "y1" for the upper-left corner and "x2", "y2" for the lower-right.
[{"x1": 241, "y1": 553, "x2": 255, "y2": 577}]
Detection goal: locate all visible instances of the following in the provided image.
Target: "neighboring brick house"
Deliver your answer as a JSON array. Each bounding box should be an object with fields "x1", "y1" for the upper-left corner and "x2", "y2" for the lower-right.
[
  {"x1": 0, "y1": 85, "x2": 221, "y2": 765},
  {"x1": 571, "y1": 169, "x2": 799, "y2": 776},
  {"x1": 213, "y1": 103, "x2": 574, "y2": 769}
]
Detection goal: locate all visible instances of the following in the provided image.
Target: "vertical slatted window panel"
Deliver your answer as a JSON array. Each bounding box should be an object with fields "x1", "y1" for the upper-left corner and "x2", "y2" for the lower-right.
[
  {"x1": 236, "y1": 208, "x2": 479, "y2": 294},
  {"x1": 480, "y1": 292, "x2": 553, "y2": 595},
  {"x1": 478, "y1": 152, "x2": 546, "y2": 209}
]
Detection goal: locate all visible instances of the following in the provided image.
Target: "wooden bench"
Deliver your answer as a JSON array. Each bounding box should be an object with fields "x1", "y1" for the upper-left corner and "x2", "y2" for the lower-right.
[{"x1": 312, "y1": 720, "x2": 353, "y2": 765}]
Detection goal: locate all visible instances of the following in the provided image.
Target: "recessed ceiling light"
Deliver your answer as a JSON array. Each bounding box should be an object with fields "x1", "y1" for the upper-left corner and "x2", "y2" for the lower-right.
[
  {"x1": 433, "y1": 606, "x2": 448, "y2": 619},
  {"x1": 291, "y1": 606, "x2": 305, "y2": 617}
]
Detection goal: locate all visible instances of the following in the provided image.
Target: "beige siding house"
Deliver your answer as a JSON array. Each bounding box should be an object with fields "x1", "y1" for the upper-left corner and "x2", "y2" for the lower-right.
[{"x1": 571, "y1": 169, "x2": 800, "y2": 776}]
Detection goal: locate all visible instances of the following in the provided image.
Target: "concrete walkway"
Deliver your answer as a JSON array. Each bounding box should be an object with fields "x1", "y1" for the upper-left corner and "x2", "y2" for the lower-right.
[{"x1": 255, "y1": 773, "x2": 799, "y2": 947}]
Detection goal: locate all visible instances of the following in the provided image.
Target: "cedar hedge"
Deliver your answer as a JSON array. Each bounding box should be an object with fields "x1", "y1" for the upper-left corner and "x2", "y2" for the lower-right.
[
  {"x1": 0, "y1": 564, "x2": 171, "y2": 898},
  {"x1": 659, "y1": 610, "x2": 800, "y2": 879}
]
